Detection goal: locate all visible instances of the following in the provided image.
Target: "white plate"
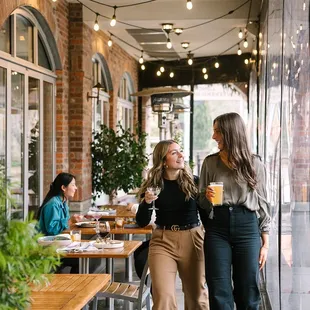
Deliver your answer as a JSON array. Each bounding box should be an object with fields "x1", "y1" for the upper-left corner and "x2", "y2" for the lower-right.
[
  {"x1": 38, "y1": 234, "x2": 72, "y2": 247},
  {"x1": 75, "y1": 221, "x2": 107, "y2": 228},
  {"x1": 91, "y1": 240, "x2": 124, "y2": 249}
]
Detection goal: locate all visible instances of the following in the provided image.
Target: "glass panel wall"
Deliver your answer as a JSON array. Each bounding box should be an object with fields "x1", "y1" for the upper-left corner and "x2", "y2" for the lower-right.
[
  {"x1": 43, "y1": 82, "x2": 53, "y2": 201},
  {"x1": 28, "y1": 77, "x2": 40, "y2": 215},
  {"x1": 0, "y1": 18, "x2": 10, "y2": 54},
  {"x1": 0, "y1": 67, "x2": 6, "y2": 173},
  {"x1": 10, "y1": 71, "x2": 24, "y2": 219},
  {"x1": 16, "y1": 14, "x2": 33, "y2": 63},
  {"x1": 256, "y1": 0, "x2": 310, "y2": 308}
]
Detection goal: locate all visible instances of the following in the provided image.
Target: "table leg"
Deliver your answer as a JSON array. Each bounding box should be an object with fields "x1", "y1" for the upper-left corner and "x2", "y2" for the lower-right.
[
  {"x1": 79, "y1": 258, "x2": 89, "y2": 274},
  {"x1": 125, "y1": 234, "x2": 133, "y2": 281}
]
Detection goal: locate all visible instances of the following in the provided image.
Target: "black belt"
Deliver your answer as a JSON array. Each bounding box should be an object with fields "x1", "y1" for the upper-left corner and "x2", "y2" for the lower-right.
[{"x1": 156, "y1": 222, "x2": 200, "y2": 231}]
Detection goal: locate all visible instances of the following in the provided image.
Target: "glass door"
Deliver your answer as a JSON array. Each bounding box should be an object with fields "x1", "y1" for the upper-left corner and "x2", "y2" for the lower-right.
[
  {"x1": 0, "y1": 59, "x2": 55, "y2": 219},
  {"x1": 10, "y1": 70, "x2": 24, "y2": 219}
]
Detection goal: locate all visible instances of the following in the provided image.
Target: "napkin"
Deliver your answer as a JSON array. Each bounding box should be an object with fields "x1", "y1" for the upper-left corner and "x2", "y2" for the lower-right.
[{"x1": 56, "y1": 242, "x2": 99, "y2": 253}]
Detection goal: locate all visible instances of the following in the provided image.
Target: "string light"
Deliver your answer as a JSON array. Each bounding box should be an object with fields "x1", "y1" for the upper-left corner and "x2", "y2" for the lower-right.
[
  {"x1": 160, "y1": 66, "x2": 165, "y2": 73},
  {"x1": 156, "y1": 70, "x2": 161, "y2": 76},
  {"x1": 300, "y1": 24, "x2": 303, "y2": 31},
  {"x1": 52, "y1": 0, "x2": 57, "y2": 2},
  {"x1": 110, "y1": 6, "x2": 117, "y2": 27},
  {"x1": 244, "y1": 59, "x2": 249, "y2": 64},
  {"x1": 214, "y1": 61, "x2": 219, "y2": 68},
  {"x1": 186, "y1": 0, "x2": 193, "y2": 10},
  {"x1": 94, "y1": 14, "x2": 99, "y2": 31},
  {"x1": 204, "y1": 73, "x2": 208, "y2": 80},
  {"x1": 303, "y1": 1, "x2": 306, "y2": 10},
  {"x1": 167, "y1": 38, "x2": 172, "y2": 49},
  {"x1": 202, "y1": 67, "x2": 207, "y2": 74},
  {"x1": 141, "y1": 64, "x2": 145, "y2": 70},
  {"x1": 139, "y1": 51, "x2": 144, "y2": 64},
  {"x1": 169, "y1": 72, "x2": 174, "y2": 78},
  {"x1": 237, "y1": 45, "x2": 242, "y2": 55},
  {"x1": 243, "y1": 38, "x2": 248, "y2": 48},
  {"x1": 238, "y1": 29, "x2": 243, "y2": 39},
  {"x1": 108, "y1": 36, "x2": 113, "y2": 47},
  {"x1": 187, "y1": 52, "x2": 194, "y2": 65}
]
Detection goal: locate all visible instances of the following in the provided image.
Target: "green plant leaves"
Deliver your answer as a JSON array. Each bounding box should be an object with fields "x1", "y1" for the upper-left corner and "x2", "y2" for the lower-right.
[
  {"x1": 91, "y1": 124, "x2": 148, "y2": 199},
  {"x1": 0, "y1": 172, "x2": 60, "y2": 309}
]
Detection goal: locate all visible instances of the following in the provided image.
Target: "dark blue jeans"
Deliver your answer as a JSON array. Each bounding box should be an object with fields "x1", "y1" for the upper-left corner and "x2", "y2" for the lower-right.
[{"x1": 204, "y1": 205, "x2": 261, "y2": 310}]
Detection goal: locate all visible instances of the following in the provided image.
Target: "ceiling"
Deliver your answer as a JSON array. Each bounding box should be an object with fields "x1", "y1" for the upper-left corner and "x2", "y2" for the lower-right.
[{"x1": 79, "y1": 0, "x2": 262, "y2": 63}]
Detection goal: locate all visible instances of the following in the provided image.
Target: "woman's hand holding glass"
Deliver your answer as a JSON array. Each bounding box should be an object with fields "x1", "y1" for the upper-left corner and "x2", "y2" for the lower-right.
[{"x1": 146, "y1": 187, "x2": 160, "y2": 211}]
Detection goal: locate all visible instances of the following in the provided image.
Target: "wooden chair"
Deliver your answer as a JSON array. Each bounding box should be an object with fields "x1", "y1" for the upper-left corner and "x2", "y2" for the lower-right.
[{"x1": 92, "y1": 260, "x2": 151, "y2": 310}]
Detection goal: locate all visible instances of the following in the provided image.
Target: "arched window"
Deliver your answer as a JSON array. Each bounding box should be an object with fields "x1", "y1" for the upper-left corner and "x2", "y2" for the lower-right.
[
  {"x1": 117, "y1": 73, "x2": 135, "y2": 131},
  {"x1": 91, "y1": 54, "x2": 111, "y2": 132},
  {"x1": 0, "y1": 8, "x2": 58, "y2": 219}
]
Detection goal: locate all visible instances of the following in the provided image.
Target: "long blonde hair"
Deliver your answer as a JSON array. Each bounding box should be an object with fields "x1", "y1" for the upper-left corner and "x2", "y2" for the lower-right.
[{"x1": 138, "y1": 140, "x2": 197, "y2": 202}]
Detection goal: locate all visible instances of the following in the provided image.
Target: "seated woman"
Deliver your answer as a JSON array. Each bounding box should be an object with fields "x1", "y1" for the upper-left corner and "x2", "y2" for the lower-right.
[{"x1": 37, "y1": 172, "x2": 79, "y2": 273}]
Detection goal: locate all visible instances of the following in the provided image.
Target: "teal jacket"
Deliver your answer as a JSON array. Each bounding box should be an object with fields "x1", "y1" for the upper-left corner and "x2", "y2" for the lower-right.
[{"x1": 39, "y1": 196, "x2": 70, "y2": 236}]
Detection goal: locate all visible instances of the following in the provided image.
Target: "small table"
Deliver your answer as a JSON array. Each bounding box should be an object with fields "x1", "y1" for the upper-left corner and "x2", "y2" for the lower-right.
[
  {"x1": 65, "y1": 222, "x2": 153, "y2": 236},
  {"x1": 96, "y1": 205, "x2": 136, "y2": 219},
  {"x1": 63, "y1": 240, "x2": 142, "y2": 281},
  {"x1": 30, "y1": 274, "x2": 111, "y2": 310}
]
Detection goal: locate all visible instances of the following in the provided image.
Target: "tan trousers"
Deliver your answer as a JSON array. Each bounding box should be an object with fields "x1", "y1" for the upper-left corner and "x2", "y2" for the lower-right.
[{"x1": 149, "y1": 225, "x2": 209, "y2": 310}]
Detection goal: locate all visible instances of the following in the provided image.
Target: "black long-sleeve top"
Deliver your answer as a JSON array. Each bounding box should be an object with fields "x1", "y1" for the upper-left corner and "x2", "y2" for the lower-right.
[{"x1": 136, "y1": 178, "x2": 200, "y2": 227}]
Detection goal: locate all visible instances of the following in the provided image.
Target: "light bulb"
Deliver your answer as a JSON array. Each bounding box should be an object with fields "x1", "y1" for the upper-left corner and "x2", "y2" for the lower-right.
[
  {"x1": 204, "y1": 73, "x2": 208, "y2": 80},
  {"x1": 244, "y1": 59, "x2": 249, "y2": 65},
  {"x1": 215, "y1": 62, "x2": 219, "y2": 68},
  {"x1": 156, "y1": 70, "x2": 161, "y2": 76},
  {"x1": 245, "y1": 84, "x2": 248, "y2": 88},
  {"x1": 94, "y1": 14, "x2": 99, "y2": 31},
  {"x1": 181, "y1": 42, "x2": 190, "y2": 49},
  {"x1": 300, "y1": 24, "x2": 303, "y2": 31},
  {"x1": 169, "y1": 72, "x2": 174, "y2": 78},
  {"x1": 202, "y1": 67, "x2": 207, "y2": 74},
  {"x1": 252, "y1": 48, "x2": 258, "y2": 55},
  {"x1": 141, "y1": 64, "x2": 145, "y2": 70},
  {"x1": 237, "y1": 47, "x2": 242, "y2": 55},
  {"x1": 238, "y1": 29, "x2": 243, "y2": 39},
  {"x1": 160, "y1": 66, "x2": 165, "y2": 73},
  {"x1": 139, "y1": 57, "x2": 144, "y2": 64},
  {"x1": 110, "y1": 15, "x2": 116, "y2": 27},
  {"x1": 188, "y1": 58, "x2": 193, "y2": 65},
  {"x1": 108, "y1": 39, "x2": 112, "y2": 47},
  {"x1": 52, "y1": 0, "x2": 57, "y2": 2},
  {"x1": 186, "y1": 0, "x2": 193, "y2": 10},
  {"x1": 243, "y1": 39, "x2": 248, "y2": 48},
  {"x1": 303, "y1": 1, "x2": 306, "y2": 10},
  {"x1": 167, "y1": 39, "x2": 172, "y2": 49},
  {"x1": 94, "y1": 22, "x2": 99, "y2": 31}
]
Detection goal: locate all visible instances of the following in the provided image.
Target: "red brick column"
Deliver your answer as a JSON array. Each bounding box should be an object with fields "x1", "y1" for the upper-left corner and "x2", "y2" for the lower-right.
[{"x1": 68, "y1": 3, "x2": 92, "y2": 210}]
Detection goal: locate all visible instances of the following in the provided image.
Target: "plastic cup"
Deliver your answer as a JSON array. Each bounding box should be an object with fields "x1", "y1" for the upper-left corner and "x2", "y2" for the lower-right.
[{"x1": 209, "y1": 182, "x2": 224, "y2": 206}]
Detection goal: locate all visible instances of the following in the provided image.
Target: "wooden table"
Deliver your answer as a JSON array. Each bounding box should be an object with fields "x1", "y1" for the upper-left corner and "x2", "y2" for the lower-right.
[
  {"x1": 30, "y1": 274, "x2": 111, "y2": 310},
  {"x1": 62, "y1": 240, "x2": 142, "y2": 280},
  {"x1": 96, "y1": 205, "x2": 136, "y2": 219},
  {"x1": 65, "y1": 222, "x2": 153, "y2": 236}
]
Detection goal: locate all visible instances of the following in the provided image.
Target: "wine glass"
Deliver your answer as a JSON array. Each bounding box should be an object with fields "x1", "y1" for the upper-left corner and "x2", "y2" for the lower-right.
[
  {"x1": 147, "y1": 186, "x2": 161, "y2": 211},
  {"x1": 87, "y1": 207, "x2": 103, "y2": 241}
]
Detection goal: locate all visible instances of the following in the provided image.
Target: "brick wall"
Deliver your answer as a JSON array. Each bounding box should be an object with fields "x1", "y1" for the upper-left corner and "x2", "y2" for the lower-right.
[{"x1": 1, "y1": 0, "x2": 139, "y2": 208}]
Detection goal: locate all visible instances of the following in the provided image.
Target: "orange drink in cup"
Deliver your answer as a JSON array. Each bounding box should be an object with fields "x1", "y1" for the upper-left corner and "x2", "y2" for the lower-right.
[
  {"x1": 209, "y1": 182, "x2": 224, "y2": 206},
  {"x1": 115, "y1": 217, "x2": 124, "y2": 229},
  {"x1": 70, "y1": 230, "x2": 81, "y2": 242}
]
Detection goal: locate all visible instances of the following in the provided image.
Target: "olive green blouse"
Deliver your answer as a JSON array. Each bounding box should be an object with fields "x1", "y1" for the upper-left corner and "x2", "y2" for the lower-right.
[{"x1": 198, "y1": 152, "x2": 271, "y2": 233}]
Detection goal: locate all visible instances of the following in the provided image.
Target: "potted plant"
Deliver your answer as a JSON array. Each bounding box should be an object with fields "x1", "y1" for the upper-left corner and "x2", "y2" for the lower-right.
[
  {"x1": 91, "y1": 124, "x2": 148, "y2": 204},
  {"x1": 0, "y1": 170, "x2": 60, "y2": 309}
]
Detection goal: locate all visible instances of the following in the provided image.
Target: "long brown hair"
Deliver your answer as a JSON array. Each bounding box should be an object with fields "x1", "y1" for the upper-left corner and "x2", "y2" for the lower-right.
[
  {"x1": 138, "y1": 140, "x2": 197, "y2": 201},
  {"x1": 214, "y1": 113, "x2": 257, "y2": 189}
]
